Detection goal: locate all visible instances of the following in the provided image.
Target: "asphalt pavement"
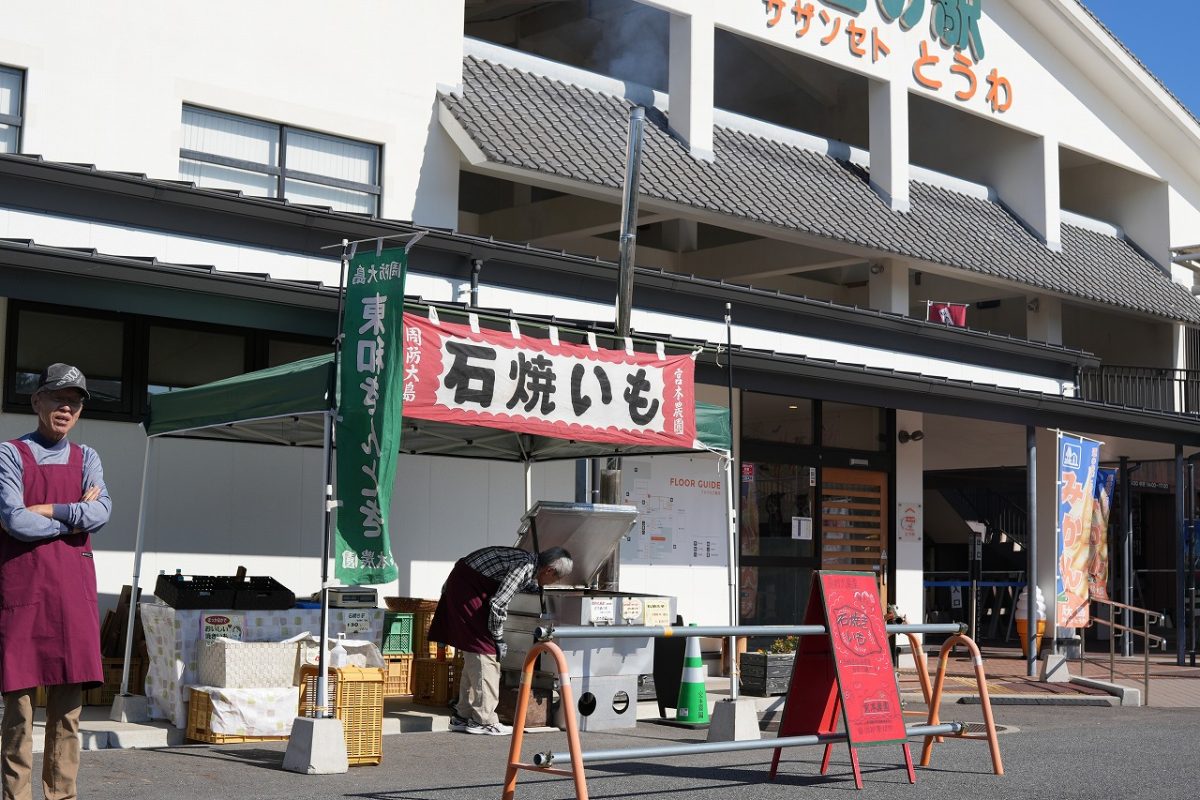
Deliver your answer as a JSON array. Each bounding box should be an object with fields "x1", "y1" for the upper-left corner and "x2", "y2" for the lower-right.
[{"x1": 69, "y1": 702, "x2": 1200, "y2": 800}]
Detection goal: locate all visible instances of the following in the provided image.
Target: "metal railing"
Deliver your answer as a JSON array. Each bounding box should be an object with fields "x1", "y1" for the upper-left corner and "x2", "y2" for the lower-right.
[
  {"x1": 1077, "y1": 366, "x2": 1200, "y2": 415},
  {"x1": 1084, "y1": 598, "x2": 1166, "y2": 706}
]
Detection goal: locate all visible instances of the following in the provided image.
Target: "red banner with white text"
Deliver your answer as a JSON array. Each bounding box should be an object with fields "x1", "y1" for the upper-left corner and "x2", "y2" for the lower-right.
[{"x1": 400, "y1": 313, "x2": 697, "y2": 448}]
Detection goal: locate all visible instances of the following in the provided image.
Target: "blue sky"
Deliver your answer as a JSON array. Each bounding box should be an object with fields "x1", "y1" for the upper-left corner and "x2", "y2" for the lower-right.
[{"x1": 1081, "y1": 1, "x2": 1200, "y2": 117}]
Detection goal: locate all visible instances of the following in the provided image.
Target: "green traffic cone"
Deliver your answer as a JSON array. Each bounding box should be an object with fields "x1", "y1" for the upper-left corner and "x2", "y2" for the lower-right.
[{"x1": 675, "y1": 624, "x2": 709, "y2": 726}]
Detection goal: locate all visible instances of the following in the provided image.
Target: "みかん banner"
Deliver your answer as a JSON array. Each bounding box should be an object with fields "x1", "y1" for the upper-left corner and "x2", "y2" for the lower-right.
[
  {"x1": 1087, "y1": 468, "x2": 1117, "y2": 602},
  {"x1": 399, "y1": 313, "x2": 696, "y2": 448},
  {"x1": 1056, "y1": 432, "x2": 1102, "y2": 628}
]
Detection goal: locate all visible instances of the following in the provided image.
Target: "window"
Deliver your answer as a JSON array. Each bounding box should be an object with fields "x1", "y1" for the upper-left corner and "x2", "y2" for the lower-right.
[
  {"x1": 4, "y1": 300, "x2": 329, "y2": 421},
  {"x1": 6, "y1": 305, "x2": 130, "y2": 417},
  {"x1": 0, "y1": 66, "x2": 24, "y2": 153},
  {"x1": 179, "y1": 105, "x2": 380, "y2": 214},
  {"x1": 267, "y1": 337, "x2": 331, "y2": 367},
  {"x1": 741, "y1": 393, "x2": 814, "y2": 446},
  {"x1": 821, "y1": 402, "x2": 885, "y2": 451},
  {"x1": 147, "y1": 325, "x2": 248, "y2": 394}
]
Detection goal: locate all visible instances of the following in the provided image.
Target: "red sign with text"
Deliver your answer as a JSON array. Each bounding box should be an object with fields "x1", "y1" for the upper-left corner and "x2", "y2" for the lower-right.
[
  {"x1": 773, "y1": 571, "x2": 906, "y2": 750},
  {"x1": 819, "y1": 571, "x2": 906, "y2": 746},
  {"x1": 399, "y1": 313, "x2": 697, "y2": 448}
]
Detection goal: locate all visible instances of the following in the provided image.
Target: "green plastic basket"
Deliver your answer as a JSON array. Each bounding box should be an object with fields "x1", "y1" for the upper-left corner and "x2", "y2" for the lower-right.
[{"x1": 382, "y1": 612, "x2": 414, "y2": 654}]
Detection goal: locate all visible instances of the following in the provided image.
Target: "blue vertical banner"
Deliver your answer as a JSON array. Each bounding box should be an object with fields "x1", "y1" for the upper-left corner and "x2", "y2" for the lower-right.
[{"x1": 1056, "y1": 432, "x2": 1102, "y2": 628}]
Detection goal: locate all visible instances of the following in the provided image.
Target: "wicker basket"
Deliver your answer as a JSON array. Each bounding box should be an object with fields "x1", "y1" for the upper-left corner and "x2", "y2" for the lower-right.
[
  {"x1": 298, "y1": 665, "x2": 384, "y2": 766},
  {"x1": 186, "y1": 688, "x2": 289, "y2": 745},
  {"x1": 384, "y1": 596, "x2": 439, "y2": 613},
  {"x1": 382, "y1": 655, "x2": 414, "y2": 696},
  {"x1": 199, "y1": 640, "x2": 298, "y2": 689},
  {"x1": 412, "y1": 656, "x2": 464, "y2": 707}
]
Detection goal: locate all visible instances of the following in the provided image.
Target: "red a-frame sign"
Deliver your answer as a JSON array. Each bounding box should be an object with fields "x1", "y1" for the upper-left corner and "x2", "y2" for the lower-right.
[{"x1": 769, "y1": 571, "x2": 914, "y2": 789}]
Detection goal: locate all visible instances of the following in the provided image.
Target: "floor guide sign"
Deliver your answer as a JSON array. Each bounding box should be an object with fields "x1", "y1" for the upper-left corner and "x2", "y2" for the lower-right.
[{"x1": 619, "y1": 455, "x2": 728, "y2": 567}]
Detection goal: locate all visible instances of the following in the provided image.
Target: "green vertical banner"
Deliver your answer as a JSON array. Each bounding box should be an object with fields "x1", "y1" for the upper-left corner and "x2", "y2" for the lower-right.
[{"x1": 334, "y1": 247, "x2": 406, "y2": 585}]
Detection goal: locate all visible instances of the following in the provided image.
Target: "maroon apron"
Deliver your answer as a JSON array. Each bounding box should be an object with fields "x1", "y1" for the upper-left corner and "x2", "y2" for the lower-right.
[
  {"x1": 427, "y1": 559, "x2": 502, "y2": 656},
  {"x1": 0, "y1": 440, "x2": 103, "y2": 693}
]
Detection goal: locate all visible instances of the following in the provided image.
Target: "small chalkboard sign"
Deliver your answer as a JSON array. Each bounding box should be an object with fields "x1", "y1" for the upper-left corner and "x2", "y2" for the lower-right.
[{"x1": 769, "y1": 571, "x2": 913, "y2": 789}]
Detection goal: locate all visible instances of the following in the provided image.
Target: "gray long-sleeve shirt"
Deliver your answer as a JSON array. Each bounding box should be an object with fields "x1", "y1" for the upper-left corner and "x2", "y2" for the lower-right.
[{"x1": 0, "y1": 432, "x2": 111, "y2": 542}]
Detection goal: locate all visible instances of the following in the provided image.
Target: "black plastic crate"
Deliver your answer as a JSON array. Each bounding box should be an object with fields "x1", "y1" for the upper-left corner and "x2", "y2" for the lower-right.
[
  {"x1": 154, "y1": 574, "x2": 237, "y2": 609},
  {"x1": 154, "y1": 574, "x2": 295, "y2": 610},
  {"x1": 233, "y1": 576, "x2": 295, "y2": 610}
]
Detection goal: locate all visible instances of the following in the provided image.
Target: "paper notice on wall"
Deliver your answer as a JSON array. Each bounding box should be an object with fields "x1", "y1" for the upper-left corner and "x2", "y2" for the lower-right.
[
  {"x1": 791, "y1": 516, "x2": 812, "y2": 541},
  {"x1": 201, "y1": 613, "x2": 245, "y2": 643},
  {"x1": 619, "y1": 455, "x2": 728, "y2": 566}
]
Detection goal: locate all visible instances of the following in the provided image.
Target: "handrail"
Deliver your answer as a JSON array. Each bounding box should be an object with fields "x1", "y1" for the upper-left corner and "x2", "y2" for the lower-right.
[{"x1": 1085, "y1": 598, "x2": 1165, "y2": 706}]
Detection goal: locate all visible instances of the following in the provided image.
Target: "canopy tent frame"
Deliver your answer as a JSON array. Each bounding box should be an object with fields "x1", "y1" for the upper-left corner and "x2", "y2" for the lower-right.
[{"x1": 117, "y1": 329, "x2": 737, "y2": 717}]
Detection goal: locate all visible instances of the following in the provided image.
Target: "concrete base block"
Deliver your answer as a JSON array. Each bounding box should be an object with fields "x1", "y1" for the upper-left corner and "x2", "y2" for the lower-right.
[
  {"x1": 110, "y1": 694, "x2": 151, "y2": 723},
  {"x1": 80, "y1": 730, "x2": 110, "y2": 751},
  {"x1": 706, "y1": 698, "x2": 761, "y2": 742},
  {"x1": 282, "y1": 717, "x2": 348, "y2": 775},
  {"x1": 1041, "y1": 653, "x2": 1072, "y2": 683},
  {"x1": 1071, "y1": 676, "x2": 1142, "y2": 707},
  {"x1": 108, "y1": 723, "x2": 184, "y2": 749}
]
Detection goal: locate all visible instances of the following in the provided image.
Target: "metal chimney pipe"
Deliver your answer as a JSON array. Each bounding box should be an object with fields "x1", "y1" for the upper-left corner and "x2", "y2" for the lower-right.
[
  {"x1": 595, "y1": 106, "x2": 647, "y2": 592},
  {"x1": 615, "y1": 106, "x2": 646, "y2": 337}
]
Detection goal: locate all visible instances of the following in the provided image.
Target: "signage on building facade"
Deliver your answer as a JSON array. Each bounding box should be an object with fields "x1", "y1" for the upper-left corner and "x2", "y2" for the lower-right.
[
  {"x1": 759, "y1": 0, "x2": 1013, "y2": 114},
  {"x1": 897, "y1": 501, "x2": 921, "y2": 542},
  {"x1": 401, "y1": 312, "x2": 698, "y2": 448}
]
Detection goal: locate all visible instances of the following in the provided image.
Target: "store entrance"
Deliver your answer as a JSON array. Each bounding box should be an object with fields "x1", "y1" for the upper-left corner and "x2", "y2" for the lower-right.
[
  {"x1": 819, "y1": 467, "x2": 889, "y2": 596},
  {"x1": 739, "y1": 461, "x2": 818, "y2": 640},
  {"x1": 740, "y1": 463, "x2": 890, "y2": 640}
]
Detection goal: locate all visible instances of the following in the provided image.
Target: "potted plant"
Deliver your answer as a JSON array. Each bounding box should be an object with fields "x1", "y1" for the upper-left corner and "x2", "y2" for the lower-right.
[{"x1": 739, "y1": 635, "x2": 798, "y2": 696}]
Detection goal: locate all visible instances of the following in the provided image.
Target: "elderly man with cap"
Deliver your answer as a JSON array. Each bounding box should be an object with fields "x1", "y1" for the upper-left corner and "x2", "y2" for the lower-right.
[{"x1": 0, "y1": 364, "x2": 111, "y2": 800}]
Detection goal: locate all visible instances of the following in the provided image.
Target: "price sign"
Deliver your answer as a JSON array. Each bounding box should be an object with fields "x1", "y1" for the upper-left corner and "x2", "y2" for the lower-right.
[
  {"x1": 343, "y1": 610, "x2": 371, "y2": 634},
  {"x1": 622, "y1": 597, "x2": 645, "y2": 623},
  {"x1": 642, "y1": 598, "x2": 671, "y2": 626},
  {"x1": 588, "y1": 597, "x2": 616, "y2": 624}
]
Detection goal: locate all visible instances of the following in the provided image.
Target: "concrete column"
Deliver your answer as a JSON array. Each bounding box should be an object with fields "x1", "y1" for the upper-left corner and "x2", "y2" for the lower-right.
[
  {"x1": 669, "y1": 7, "x2": 714, "y2": 161},
  {"x1": 992, "y1": 136, "x2": 1061, "y2": 252},
  {"x1": 662, "y1": 219, "x2": 699, "y2": 253},
  {"x1": 1025, "y1": 295, "x2": 1063, "y2": 345},
  {"x1": 894, "y1": 410, "x2": 925, "y2": 632},
  {"x1": 1034, "y1": 427, "x2": 1059, "y2": 647},
  {"x1": 868, "y1": 78, "x2": 909, "y2": 212},
  {"x1": 1174, "y1": 324, "x2": 1188, "y2": 414},
  {"x1": 868, "y1": 259, "x2": 910, "y2": 315}
]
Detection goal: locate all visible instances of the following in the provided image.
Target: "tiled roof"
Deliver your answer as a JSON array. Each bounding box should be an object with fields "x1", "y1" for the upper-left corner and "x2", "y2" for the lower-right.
[{"x1": 442, "y1": 55, "x2": 1200, "y2": 325}]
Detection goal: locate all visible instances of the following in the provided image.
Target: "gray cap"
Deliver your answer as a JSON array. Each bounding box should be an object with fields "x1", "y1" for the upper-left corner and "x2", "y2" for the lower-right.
[{"x1": 35, "y1": 363, "x2": 90, "y2": 400}]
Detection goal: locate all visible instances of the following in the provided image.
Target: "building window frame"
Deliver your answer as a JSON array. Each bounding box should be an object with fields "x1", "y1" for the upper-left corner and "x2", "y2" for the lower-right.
[
  {"x1": 179, "y1": 105, "x2": 381, "y2": 214},
  {"x1": 3, "y1": 301, "x2": 135, "y2": 420},
  {"x1": 3, "y1": 299, "x2": 331, "y2": 422},
  {"x1": 0, "y1": 64, "x2": 26, "y2": 154}
]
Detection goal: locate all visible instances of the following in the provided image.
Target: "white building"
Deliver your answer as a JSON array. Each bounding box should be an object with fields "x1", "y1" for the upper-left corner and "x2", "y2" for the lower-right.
[{"x1": 2, "y1": 1, "x2": 1198, "y2": 657}]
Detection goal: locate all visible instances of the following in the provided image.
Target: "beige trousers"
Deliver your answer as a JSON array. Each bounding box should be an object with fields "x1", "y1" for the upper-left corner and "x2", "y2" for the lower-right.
[
  {"x1": 455, "y1": 652, "x2": 500, "y2": 726},
  {"x1": 2, "y1": 685, "x2": 82, "y2": 800}
]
